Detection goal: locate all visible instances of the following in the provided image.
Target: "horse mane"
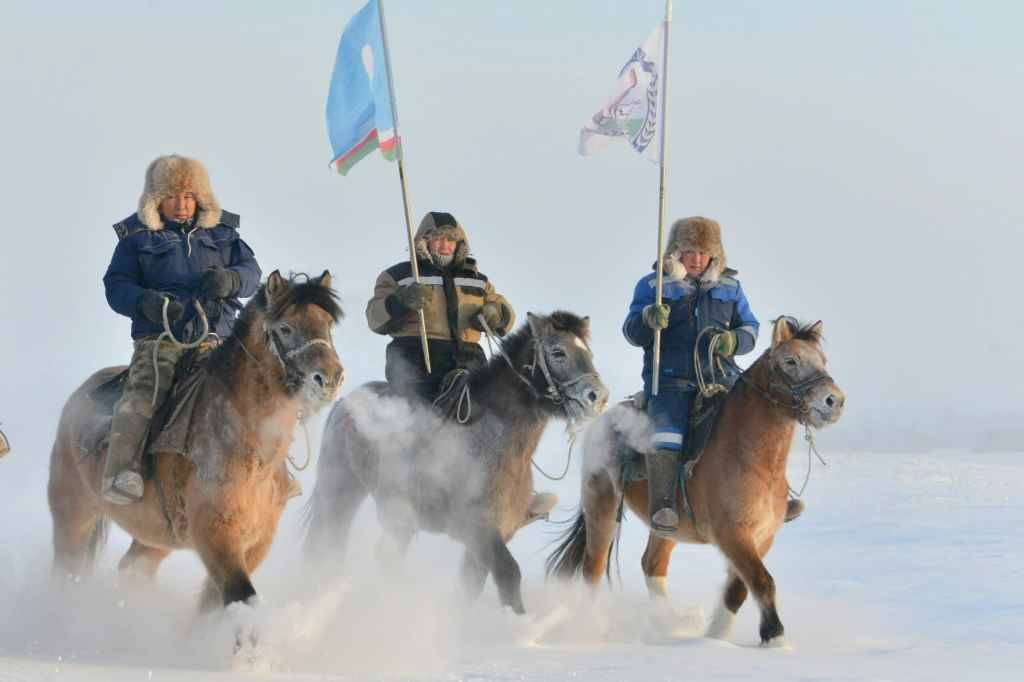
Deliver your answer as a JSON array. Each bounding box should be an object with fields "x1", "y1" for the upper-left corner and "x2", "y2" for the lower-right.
[{"x1": 208, "y1": 274, "x2": 344, "y2": 383}]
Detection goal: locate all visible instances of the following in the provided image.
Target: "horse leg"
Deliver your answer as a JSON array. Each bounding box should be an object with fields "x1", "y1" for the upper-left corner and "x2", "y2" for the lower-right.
[
  {"x1": 374, "y1": 522, "x2": 415, "y2": 570},
  {"x1": 468, "y1": 528, "x2": 524, "y2": 614},
  {"x1": 640, "y1": 533, "x2": 676, "y2": 598},
  {"x1": 706, "y1": 568, "x2": 747, "y2": 640},
  {"x1": 48, "y1": 447, "x2": 106, "y2": 580},
  {"x1": 716, "y1": 536, "x2": 783, "y2": 645},
  {"x1": 118, "y1": 539, "x2": 171, "y2": 588},
  {"x1": 580, "y1": 469, "x2": 621, "y2": 585},
  {"x1": 459, "y1": 549, "x2": 489, "y2": 603},
  {"x1": 305, "y1": 452, "x2": 368, "y2": 566},
  {"x1": 193, "y1": 529, "x2": 257, "y2": 609}
]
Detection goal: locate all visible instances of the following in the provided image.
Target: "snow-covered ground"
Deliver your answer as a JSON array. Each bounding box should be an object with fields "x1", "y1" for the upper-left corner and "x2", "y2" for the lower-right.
[{"x1": 1, "y1": 447, "x2": 1020, "y2": 681}]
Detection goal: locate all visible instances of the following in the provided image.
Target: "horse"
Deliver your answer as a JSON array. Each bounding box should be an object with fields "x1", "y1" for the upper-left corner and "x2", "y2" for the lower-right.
[
  {"x1": 304, "y1": 311, "x2": 609, "y2": 614},
  {"x1": 47, "y1": 271, "x2": 344, "y2": 614},
  {"x1": 546, "y1": 317, "x2": 845, "y2": 645}
]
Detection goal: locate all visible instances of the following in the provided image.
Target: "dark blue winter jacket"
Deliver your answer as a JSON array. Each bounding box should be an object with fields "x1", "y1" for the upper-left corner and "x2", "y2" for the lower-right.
[
  {"x1": 623, "y1": 268, "x2": 759, "y2": 391},
  {"x1": 103, "y1": 211, "x2": 261, "y2": 341}
]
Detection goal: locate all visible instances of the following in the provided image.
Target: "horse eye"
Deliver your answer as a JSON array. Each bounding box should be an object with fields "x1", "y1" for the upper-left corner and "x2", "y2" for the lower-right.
[
  {"x1": 785, "y1": 357, "x2": 797, "y2": 366},
  {"x1": 279, "y1": 324, "x2": 294, "y2": 336},
  {"x1": 551, "y1": 347, "x2": 567, "y2": 359}
]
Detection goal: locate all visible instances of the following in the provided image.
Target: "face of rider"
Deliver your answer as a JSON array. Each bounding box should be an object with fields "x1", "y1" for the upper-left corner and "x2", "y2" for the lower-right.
[
  {"x1": 159, "y1": 192, "x2": 197, "y2": 224},
  {"x1": 427, "y1": 234, "x2": 457, "y2": 257},
  {"x1": 680, "y1": 250, "x2": 712, "y2": 278}
]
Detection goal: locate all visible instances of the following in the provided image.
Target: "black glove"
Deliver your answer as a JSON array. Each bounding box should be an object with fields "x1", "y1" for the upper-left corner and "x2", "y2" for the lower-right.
[
  {"x1": 387, "y1": 282, "x2": 433, "y2": 314},
  {"x1": 471, "y1": 302, "x2": 505, "y2": 331},
  {"x1": 138, "y1": 290, "x2": 184, "y2": 326},
  {"x1": 198, "y1": 267, "x2": 240, "y2": 299}
]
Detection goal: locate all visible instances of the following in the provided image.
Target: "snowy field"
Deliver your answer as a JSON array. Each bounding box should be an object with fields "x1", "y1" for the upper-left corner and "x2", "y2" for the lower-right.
[{"x1": 1, "y1": 446, "x2": 1020, "y2": 681}]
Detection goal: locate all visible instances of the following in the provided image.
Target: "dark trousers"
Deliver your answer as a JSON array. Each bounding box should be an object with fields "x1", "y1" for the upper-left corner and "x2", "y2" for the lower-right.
[{"x1": 385, "y1": 337, "x2": 486, "y2": 403}]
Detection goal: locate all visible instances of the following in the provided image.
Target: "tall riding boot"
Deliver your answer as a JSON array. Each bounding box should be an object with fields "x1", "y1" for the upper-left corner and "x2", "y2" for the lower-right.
[
  {"x1": 102, "y1": 411, "x2": 149, "y2": 505},
  {"x1": 646, "y1": 447, "x2": 680, "y2": 535}
]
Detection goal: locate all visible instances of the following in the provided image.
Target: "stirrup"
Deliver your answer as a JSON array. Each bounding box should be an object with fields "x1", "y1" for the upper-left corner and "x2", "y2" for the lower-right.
[
  {"x1": 286, "y1": 475, "x2": 303, "y2": 500},
  {"x1": 784, "y1": 498, "x2": 805, "y2": 523},
  {"x1": 650, "y1": 507, "x2": 679, "y2": 536},
  {"x1": 102, "y1": 471, "x2": 144, "y2": 505}
]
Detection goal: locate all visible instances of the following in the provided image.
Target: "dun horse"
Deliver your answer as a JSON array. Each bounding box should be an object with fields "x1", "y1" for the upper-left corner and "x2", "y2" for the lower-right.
[
  {"x1": 48, "y1": 271, "x2": 344, "y2": 612},
  {"x1": 547, "y1": 317, "x2": 845, "y2": 644},
  {"x1": 305, "y1": 311, "x2": 608, "y2": 614}
]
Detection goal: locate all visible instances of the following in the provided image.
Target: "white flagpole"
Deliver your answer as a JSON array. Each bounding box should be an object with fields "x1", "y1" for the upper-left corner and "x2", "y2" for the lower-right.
[
  {"x1": 378, "y1": 0, "x2": 432, "y2": 374},
  {"x1": 651, "y1": 0, "x2": 672, "y2": 396}
]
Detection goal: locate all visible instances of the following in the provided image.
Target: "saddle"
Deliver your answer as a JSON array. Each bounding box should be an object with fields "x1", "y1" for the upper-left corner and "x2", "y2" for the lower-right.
[
  {"x1": 618, "y1": 374, "x2": 738, "y2": 483},
  {"x1": 84, "y1": 347, "x2": 212, "y2": 479}
]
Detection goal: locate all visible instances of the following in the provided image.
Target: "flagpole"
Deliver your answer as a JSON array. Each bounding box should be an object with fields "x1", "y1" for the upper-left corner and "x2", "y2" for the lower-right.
[
  {"x1": 651, "y1": 0, "x2": 672, "y2": 396},
  {"x1": 378, "y1": 0, "x2": 431, "y2": 374}
]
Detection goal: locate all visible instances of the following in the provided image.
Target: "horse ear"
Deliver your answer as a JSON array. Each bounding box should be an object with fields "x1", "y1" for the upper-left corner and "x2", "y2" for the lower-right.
[
  {"x1": 526, "y1": 312, "x2": 548, "y2": 336},
  {"x1": 266, "y1": 270, "x2": 288, "y2": 301},
  {"x1": 772, "y1": 316, "x2": 796, "y2": 349},
  {"x1": 318, "y1": 270, "x2": 333, "y2": 289},
  {"x1": 808, "y1": 320, "x2": 824, "y2": 340}
]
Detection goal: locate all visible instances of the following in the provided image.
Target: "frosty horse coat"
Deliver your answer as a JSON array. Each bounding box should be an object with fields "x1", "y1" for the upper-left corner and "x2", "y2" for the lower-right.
[
  {"x1": 305, "y1": 312, "x2": 608, "y2": 614},
  {"x1": 547, "y1": 317, "x2": 845, "y2": 644},
  {"x1": 47, "y1": 271, "x2": 344, "y2": 612}
]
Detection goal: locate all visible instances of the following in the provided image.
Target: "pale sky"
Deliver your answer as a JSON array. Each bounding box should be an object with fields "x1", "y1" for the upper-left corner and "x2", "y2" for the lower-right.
[{"x1": 1, "y1": 0, "x2": 1021, "y2": 464}]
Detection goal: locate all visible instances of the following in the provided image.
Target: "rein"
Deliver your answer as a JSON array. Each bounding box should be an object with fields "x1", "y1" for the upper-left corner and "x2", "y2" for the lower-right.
[{"x1": 150, "y1": 299, "x2": 211, "y2": 407}]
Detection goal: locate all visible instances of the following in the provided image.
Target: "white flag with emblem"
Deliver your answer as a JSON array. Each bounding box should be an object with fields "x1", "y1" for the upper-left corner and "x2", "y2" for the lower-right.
[{"x1": 578, "y1": 23, "x2": 665, "y2": 163}]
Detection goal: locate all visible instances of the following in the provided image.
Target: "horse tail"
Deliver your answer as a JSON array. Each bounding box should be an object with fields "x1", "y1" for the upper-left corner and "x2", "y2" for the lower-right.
[{"x1": 545, "y1": 509, "x2": 588, "y2": 579}]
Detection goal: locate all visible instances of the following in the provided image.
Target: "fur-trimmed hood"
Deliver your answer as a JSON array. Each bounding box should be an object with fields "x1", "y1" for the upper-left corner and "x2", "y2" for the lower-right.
[
  {"x1": 662, "y1": 216, "x2": 727, "y2": 284},
  {"x1": 413, "y1": 211, "x2": 470, "y2": 266},
  {"x1": 138, "y1": 155, "x2": 222, "y2": 231}
]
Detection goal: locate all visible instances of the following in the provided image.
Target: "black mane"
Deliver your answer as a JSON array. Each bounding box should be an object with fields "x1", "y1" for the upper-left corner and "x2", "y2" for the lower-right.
[
  {"x1": 775, "y1": 316, "x2": 825, "y2": 345},
  {"x1": 492, "y1": 310, "x2": 590, "y2": 365},
  {"x1": 208, "y1": 275, "x2": 344, "y2": 383}
]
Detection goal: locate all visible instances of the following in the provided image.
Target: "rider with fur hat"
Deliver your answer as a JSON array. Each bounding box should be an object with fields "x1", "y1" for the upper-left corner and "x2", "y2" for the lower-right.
[
  {"x1": 623, "y1": 217, "x2": 759, "y2": 534},
  {"x1": 100, "y1": 155, "x2": 261, "y2": 504},
  {"x1": 367, "y1": 211, "x2": 515, "y2": 401}
]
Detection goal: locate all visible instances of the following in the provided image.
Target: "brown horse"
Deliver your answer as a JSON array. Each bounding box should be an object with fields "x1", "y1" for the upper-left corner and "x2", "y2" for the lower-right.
[
  {"x1": 547, "y1": 317, "x2": 845, "y2": 645},
  {"x1": 47, "y1": 271, "x2": 344, "y2": 614},
  {"x1": 305, "y1": 312, "x2": 609, "y2": 614}
]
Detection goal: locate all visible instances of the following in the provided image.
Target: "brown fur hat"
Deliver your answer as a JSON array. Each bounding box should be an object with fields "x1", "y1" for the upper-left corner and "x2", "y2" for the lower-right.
[
  {"x1": 663, "y1": 216, "x2": 727, "y2": 282},
  {"x1": 413, "y1": 211, "x2": 470, "y2": 265},
  {"x1": 138, "y1": 155, "x2": 222, "y2": 231}
]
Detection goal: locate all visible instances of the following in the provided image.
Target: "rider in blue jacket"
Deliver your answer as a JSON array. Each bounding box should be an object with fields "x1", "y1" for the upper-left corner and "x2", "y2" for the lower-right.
[
  {"x1": 100, "y1": 155, "x2": 261, "y2": 504},
  {"x1": 623, "y1": 217, "x2": 759, "y2": 534}
]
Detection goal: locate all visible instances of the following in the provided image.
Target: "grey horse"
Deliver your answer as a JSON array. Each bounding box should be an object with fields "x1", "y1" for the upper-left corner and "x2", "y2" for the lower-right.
[{"x1": 305, "y1": 311, "x2": 608, "y2": 613}]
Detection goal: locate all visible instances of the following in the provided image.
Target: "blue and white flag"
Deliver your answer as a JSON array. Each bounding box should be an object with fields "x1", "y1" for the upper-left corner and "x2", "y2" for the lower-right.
[
  {"x1": 579, "y1": 23, "x2": 665, "y2": 163},
  {"x1": 326, "y1": 0, "x2": 401, "y2": 175}
]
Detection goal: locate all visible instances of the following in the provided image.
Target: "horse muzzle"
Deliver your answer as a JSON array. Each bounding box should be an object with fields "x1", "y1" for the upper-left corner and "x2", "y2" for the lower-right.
[
  {"x1": 564, "y1": 377, "x2": 610, "y2": 420},
  {"x1": 805, "y1": 382, "x2": 845, "y2": 428},
  {"x1": 298, "y1": 351, "x2": 345, "y2": 408}
]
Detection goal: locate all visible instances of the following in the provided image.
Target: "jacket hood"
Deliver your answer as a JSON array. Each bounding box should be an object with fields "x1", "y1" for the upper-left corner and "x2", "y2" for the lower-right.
[{"x1": 413, "y1": 211, "x2": 470, "y2": 267}]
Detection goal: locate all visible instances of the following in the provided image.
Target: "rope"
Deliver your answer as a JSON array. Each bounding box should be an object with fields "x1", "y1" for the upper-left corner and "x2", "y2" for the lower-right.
[
  {"x1": 693, "y1": 328, "x2": 729, "y2": 398},
  {"x1": 432, "y1": 369, "x2": 473, "y2": 424},
  {"x1": 787, "y1": 424, "x2": 828, "y2": 499},
  {"x1": 287, "y1": 412, "x2": 313, "y2": 472},
  {"x1": 150, "y1": 299, "x2": 210, "y2": 407},
  {"x1": 530, "y1": 428, "x2": 576, "y2": 481}
]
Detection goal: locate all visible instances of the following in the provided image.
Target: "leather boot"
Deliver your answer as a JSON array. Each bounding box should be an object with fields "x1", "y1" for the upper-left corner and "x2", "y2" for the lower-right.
[
  {"x1": 646, "y1": 447, "x2": 680, "y2": 535},
  {"x1": 102, "y1": 412, "x2": 149, "y2": 505}
]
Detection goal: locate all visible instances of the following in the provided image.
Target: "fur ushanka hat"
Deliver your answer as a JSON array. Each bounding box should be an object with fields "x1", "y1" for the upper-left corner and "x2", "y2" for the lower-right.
[
  {"x1": 663, "y1": 216, "x2": 727, "y2": 282},
  {"x1": 137, "y1": 155, "x2": 222, "y2": 230}
]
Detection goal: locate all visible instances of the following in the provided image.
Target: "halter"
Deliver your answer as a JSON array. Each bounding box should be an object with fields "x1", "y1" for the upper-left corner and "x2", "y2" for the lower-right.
[
  {"x1": 478, "y1": 314, "x2": 600, "y2": 422},
  {"x1": 736, "y1": 347, "x2": 834, "y2": 424}
]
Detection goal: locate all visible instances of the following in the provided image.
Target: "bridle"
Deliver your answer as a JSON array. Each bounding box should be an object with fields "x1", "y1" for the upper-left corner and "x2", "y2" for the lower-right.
[
  {"x1": 736, "y1": 347, "x2": 834, "y2": 424},
  {"x1": 478, "y1": 315, "x2": 599, "y2": 420}
]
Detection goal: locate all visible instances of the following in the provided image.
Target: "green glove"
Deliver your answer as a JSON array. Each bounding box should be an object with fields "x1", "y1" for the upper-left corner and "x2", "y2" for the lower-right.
[
  {"x1": 715, "y1": 330, "x2": 738, "y2": 357},
  {"x1": 474, "y1": 302, "x2": 505, "y2": 331},
  {"x1": 642, "y1": 303, "x2": 670, "y2": 331}
]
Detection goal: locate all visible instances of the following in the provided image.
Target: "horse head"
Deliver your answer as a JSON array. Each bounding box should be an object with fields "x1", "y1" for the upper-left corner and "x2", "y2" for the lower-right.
[
  {"x1": 762, "y1": 316, "x2": 845, "y2": 428},
  {"x1": 260, "y1": 270, "x2": 345, "y2": 410},
  {"x1": 514, "y1": 311, "x2": 609, "y2": 421}
]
